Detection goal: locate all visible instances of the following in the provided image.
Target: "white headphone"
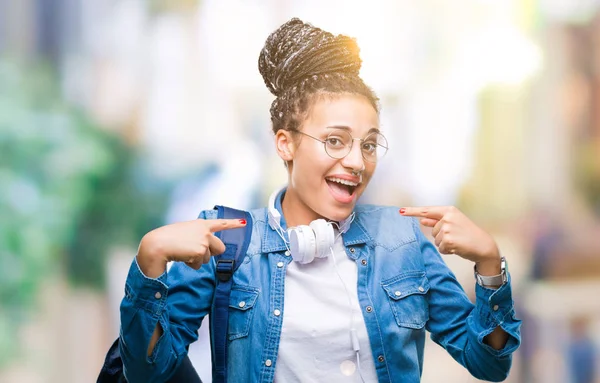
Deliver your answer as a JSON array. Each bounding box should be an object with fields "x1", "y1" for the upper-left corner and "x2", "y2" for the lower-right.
[{"x1": 267, "y1": 186, "x2": 353, "y2": 264}]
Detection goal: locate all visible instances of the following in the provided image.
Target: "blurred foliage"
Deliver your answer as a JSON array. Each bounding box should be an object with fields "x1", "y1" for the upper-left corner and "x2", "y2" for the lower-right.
[{"x1": 0, "y1": 59, "x2": 169, "y2": 366}]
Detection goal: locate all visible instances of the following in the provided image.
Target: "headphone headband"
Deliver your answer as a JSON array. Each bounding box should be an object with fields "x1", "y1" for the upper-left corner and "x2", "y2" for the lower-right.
[{"x1": 267, "y1": 186, "x2": 284, "y2": 232}]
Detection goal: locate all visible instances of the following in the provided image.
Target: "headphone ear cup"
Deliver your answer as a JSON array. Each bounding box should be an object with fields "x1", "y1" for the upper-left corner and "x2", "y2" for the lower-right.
[
  {"x1": 288, "y1": 225, "x2": 316, "y2": 264},
  {"x1": 309, "y1": 219, "x2": 334, "y2": 258}
]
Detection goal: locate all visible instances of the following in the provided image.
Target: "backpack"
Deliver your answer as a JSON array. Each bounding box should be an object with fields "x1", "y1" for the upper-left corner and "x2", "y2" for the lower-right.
[{"x1": 97, "y1": 205, "x2": 253, "y2": 383}]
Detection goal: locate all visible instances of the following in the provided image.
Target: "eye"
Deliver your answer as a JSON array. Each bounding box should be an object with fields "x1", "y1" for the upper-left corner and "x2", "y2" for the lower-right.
[
  {"x1": 326, "y1": 137, "x2": 346, "y2": 148},
  {"x1": 362, "y1": 142, "x2": 377, "y2": 153}
]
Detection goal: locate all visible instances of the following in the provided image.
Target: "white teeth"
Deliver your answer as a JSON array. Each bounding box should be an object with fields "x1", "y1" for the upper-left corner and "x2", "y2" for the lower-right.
[{"x1": 326, "y1": 177, "x2": 358, "y2": 187}]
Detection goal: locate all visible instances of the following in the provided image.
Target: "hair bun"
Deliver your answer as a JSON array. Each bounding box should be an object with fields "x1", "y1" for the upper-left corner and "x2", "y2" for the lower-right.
[{"x1": 258, "y1": 18, "x2": 362, "y2": 97}]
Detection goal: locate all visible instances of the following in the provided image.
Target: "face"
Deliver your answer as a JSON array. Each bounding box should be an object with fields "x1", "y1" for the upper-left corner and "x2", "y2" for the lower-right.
[{"x1": 276, "y1": 93, "x2": 380, "y2": 224}]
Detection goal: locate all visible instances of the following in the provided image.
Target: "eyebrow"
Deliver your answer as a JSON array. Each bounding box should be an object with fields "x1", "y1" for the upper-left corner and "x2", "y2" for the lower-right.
[{"x1": 325, "y1": 125, "x2": 381, "y2": 134}]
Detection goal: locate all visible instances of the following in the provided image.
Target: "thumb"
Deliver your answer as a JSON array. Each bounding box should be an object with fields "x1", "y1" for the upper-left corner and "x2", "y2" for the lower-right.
[{"x1": 420, "y1": 218, "x2": 439, "y2": 227}]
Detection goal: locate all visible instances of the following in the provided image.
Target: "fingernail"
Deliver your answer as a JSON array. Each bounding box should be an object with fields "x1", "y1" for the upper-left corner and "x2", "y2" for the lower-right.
[
  {"x1": 399, "y1": 208, "x2": 406, "y2": 214},
  {"x1": 239, "y1": 219, "x2": 246, "y2": 225}
]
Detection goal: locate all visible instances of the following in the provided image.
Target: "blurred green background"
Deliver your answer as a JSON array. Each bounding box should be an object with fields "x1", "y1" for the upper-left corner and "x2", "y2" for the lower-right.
[{"x1": 1, "y1": 0, "x2": 599, "y2": 382}]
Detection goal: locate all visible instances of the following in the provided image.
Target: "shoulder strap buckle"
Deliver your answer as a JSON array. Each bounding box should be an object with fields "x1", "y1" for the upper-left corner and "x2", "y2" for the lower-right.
[{"x1": 216, "y1": 259, "x2": 235, "y2": 282}]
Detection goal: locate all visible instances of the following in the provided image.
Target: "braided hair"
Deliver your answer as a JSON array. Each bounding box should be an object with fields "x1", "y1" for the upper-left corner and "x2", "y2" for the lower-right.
[{"x1": 258, "y1": 18, "x2": 379, "y2": 134}]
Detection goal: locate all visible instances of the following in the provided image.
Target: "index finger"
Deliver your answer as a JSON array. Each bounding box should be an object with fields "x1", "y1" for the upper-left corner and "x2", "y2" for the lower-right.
[
  {"x1": 399, "y1": 206, "x2": 448, "y2": 220},
  {"x1": 206, "y1": 218, "x2": 247, "y2": 233}
]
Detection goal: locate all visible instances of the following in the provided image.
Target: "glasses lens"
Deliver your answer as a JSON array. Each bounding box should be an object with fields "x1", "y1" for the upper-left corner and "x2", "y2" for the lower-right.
[
  {"x1": 362, "y1": 132, "x2": 388, "y2": 162},
  {"x1": 324, "y1": 129, "x2": 352, "y2": 159}
]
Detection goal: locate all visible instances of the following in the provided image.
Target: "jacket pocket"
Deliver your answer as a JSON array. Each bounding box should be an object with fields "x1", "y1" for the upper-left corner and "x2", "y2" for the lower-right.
[
  {"x1": 381, "y1": 271, "x2": 430, "y2": 329},
  {"x1": 227, "y1": 286, "x2": 260, "y2": 340}
]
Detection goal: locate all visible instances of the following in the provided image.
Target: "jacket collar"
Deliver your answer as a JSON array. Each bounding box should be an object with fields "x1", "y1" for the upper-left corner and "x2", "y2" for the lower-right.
[{"x1": 260, "y1": 187, "x2": 370, "y2": 254}]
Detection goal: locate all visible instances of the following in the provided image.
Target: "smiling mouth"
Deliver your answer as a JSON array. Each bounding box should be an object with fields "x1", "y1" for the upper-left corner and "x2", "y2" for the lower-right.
[{"x1": 325, "y1": 176, "x2": 359, "y2": 196}]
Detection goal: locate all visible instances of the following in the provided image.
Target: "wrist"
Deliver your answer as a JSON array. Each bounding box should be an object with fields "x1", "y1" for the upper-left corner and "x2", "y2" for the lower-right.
[
  {"x1": 137, "y1": 233, "x2": 167, "y2": 279},
  {"x1": 475, "y1": 256, "x2": 502, "y2": 276},
  {"x1": 474, "y1": 256, "x2": 507, "y2": 289},
  {"x1": 474, "y1": 243, "x2": 501, "y2": 276}
]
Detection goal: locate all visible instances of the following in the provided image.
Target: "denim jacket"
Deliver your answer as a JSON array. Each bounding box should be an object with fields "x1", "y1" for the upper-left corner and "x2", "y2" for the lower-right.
[{"x1": 119, "y1": 201, "x2": 521, "y2": 383}]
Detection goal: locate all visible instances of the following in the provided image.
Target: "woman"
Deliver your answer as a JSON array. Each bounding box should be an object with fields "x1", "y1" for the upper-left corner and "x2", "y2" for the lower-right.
[{"x1": 119, "y1": 18, "x2": 521, "y2": 382}]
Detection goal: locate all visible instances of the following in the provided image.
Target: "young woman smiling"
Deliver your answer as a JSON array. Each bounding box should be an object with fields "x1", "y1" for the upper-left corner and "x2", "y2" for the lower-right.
[{"x1": 119, "y1": 18, "x2": 521, "y2": 383}]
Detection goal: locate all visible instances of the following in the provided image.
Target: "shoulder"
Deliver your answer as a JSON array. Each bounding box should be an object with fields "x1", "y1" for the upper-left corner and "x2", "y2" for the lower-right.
[
  {"x1": 354, "y1": 204, "x2": 416, "y2": 229},
  {"x1": 354, "y1": 204, "x2": 420, "y2": 250},
  {"x1": 249, "y1": 206, "x2": 268, "y2": 224}
]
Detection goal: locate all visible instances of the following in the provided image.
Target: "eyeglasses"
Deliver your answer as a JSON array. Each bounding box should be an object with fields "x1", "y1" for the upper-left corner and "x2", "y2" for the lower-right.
[{"x1": 293, "y1": 128, "x2": 388, "y2": 163}]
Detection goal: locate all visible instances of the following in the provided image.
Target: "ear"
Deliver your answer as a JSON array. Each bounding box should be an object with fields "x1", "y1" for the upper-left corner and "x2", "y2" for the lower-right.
[{"x1": 275, "y1": 130, "x2": 295, "y2": 162}]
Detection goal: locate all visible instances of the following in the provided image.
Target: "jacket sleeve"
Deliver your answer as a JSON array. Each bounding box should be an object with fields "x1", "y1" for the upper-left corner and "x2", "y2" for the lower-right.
[
  {"x1": 414, "y1": 218, "x2": 522, "y2": 382},
  {"x1": 119, "y1": 209, "x2": 218, "y2": 383}
]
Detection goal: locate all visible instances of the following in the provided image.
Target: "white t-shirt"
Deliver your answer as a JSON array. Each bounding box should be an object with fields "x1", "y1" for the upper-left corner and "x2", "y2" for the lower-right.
[{"x1": 275, "y1": 230, "x2": 378, "y2": 382}]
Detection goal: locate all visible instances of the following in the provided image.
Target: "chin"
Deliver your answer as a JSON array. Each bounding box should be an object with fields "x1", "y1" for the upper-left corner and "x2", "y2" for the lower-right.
[
  {"x1": 324, "y1": 203, "x2": 357, "y2": 223},
  {"x1": 313, "y1": 181, "x2": 367, "y2": 222}
]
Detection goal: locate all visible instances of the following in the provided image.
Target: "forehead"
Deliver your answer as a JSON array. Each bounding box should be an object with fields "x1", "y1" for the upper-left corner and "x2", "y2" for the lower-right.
[{"x1": 301, "y1": 94, "x2": 379, "y2": 135}]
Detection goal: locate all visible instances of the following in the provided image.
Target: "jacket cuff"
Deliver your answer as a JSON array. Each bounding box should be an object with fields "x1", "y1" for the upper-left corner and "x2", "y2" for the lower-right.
[
  {"x1": 123, "y1": 257, "x2": 169, "y2": 316},
  {"x1": 472, "y1": 273, "x2": 521, "y2": 357}
]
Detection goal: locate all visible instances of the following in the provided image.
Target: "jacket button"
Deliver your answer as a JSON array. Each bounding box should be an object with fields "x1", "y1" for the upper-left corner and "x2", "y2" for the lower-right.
[
  {"x1": 378, "y1": 355, "x2": 385, "y2": 362},
  {"x1": 265, "y1": 359, "x2": 272, "y2": 367},
  {"x1": 349, "y1": 247, "x2": 355, "y2": 253},
  {"x1": 274, "y1": 309, "x2": 281, "y2": 316},
  {"x1": 277, "y1": 261, "x2": 284, "y2": 268},
  {"x1": 284, "y1": 250, "x2": 291, "y2": 256},
  {"x1": 366, "y1": 306, "x2": 373, "y2": 313},
  {"x1": 154, "y1": 292, "x2": 162, "y2": 299},
  {"x1": 361, "y1": 259, "x2": 367, "y2": 266},
  {"x1": 238, "y1": 301, "x2": 246, "y2": 308}
]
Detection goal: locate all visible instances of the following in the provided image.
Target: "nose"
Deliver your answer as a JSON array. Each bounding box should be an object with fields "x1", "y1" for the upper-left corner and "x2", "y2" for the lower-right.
[{"x1": 341, "y1": 139, "x2": 365, "y2": 172}]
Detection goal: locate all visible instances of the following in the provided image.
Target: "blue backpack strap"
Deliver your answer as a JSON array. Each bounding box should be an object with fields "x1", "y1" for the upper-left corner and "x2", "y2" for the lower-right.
[{"x1": 210, "y1": 205, "x2": 253, "y2": 383}]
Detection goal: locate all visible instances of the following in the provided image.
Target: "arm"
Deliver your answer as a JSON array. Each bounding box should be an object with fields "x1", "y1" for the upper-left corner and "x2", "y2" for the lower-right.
[
  {"x1": 475, "y1": 259, "x2": 510, "y2": 350},
  {"x1": 414, "y1": 219, "x2": 521, "y2": 382},
  {"x1": 119, "y1": 210, "x2": 219, "y2": 383}
]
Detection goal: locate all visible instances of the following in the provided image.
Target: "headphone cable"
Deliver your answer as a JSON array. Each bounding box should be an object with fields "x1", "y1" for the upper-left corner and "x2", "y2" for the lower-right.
[{"x1": 330, "y1": 245, "x2": 366, "y2": 383}]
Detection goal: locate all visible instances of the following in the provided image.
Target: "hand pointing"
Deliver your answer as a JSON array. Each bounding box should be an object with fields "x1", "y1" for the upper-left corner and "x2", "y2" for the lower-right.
[
  {"x1": 400, "y1": 206, "x2": 500, "y2": 268},
  {"x1": 137, "y1": 218, "x2": 248, "y2": 278}
]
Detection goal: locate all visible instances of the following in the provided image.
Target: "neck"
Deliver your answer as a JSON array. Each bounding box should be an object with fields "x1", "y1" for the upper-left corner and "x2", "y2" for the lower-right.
[{"x1": 280, "y1": 186, "x2": 321, "y2": 229}]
